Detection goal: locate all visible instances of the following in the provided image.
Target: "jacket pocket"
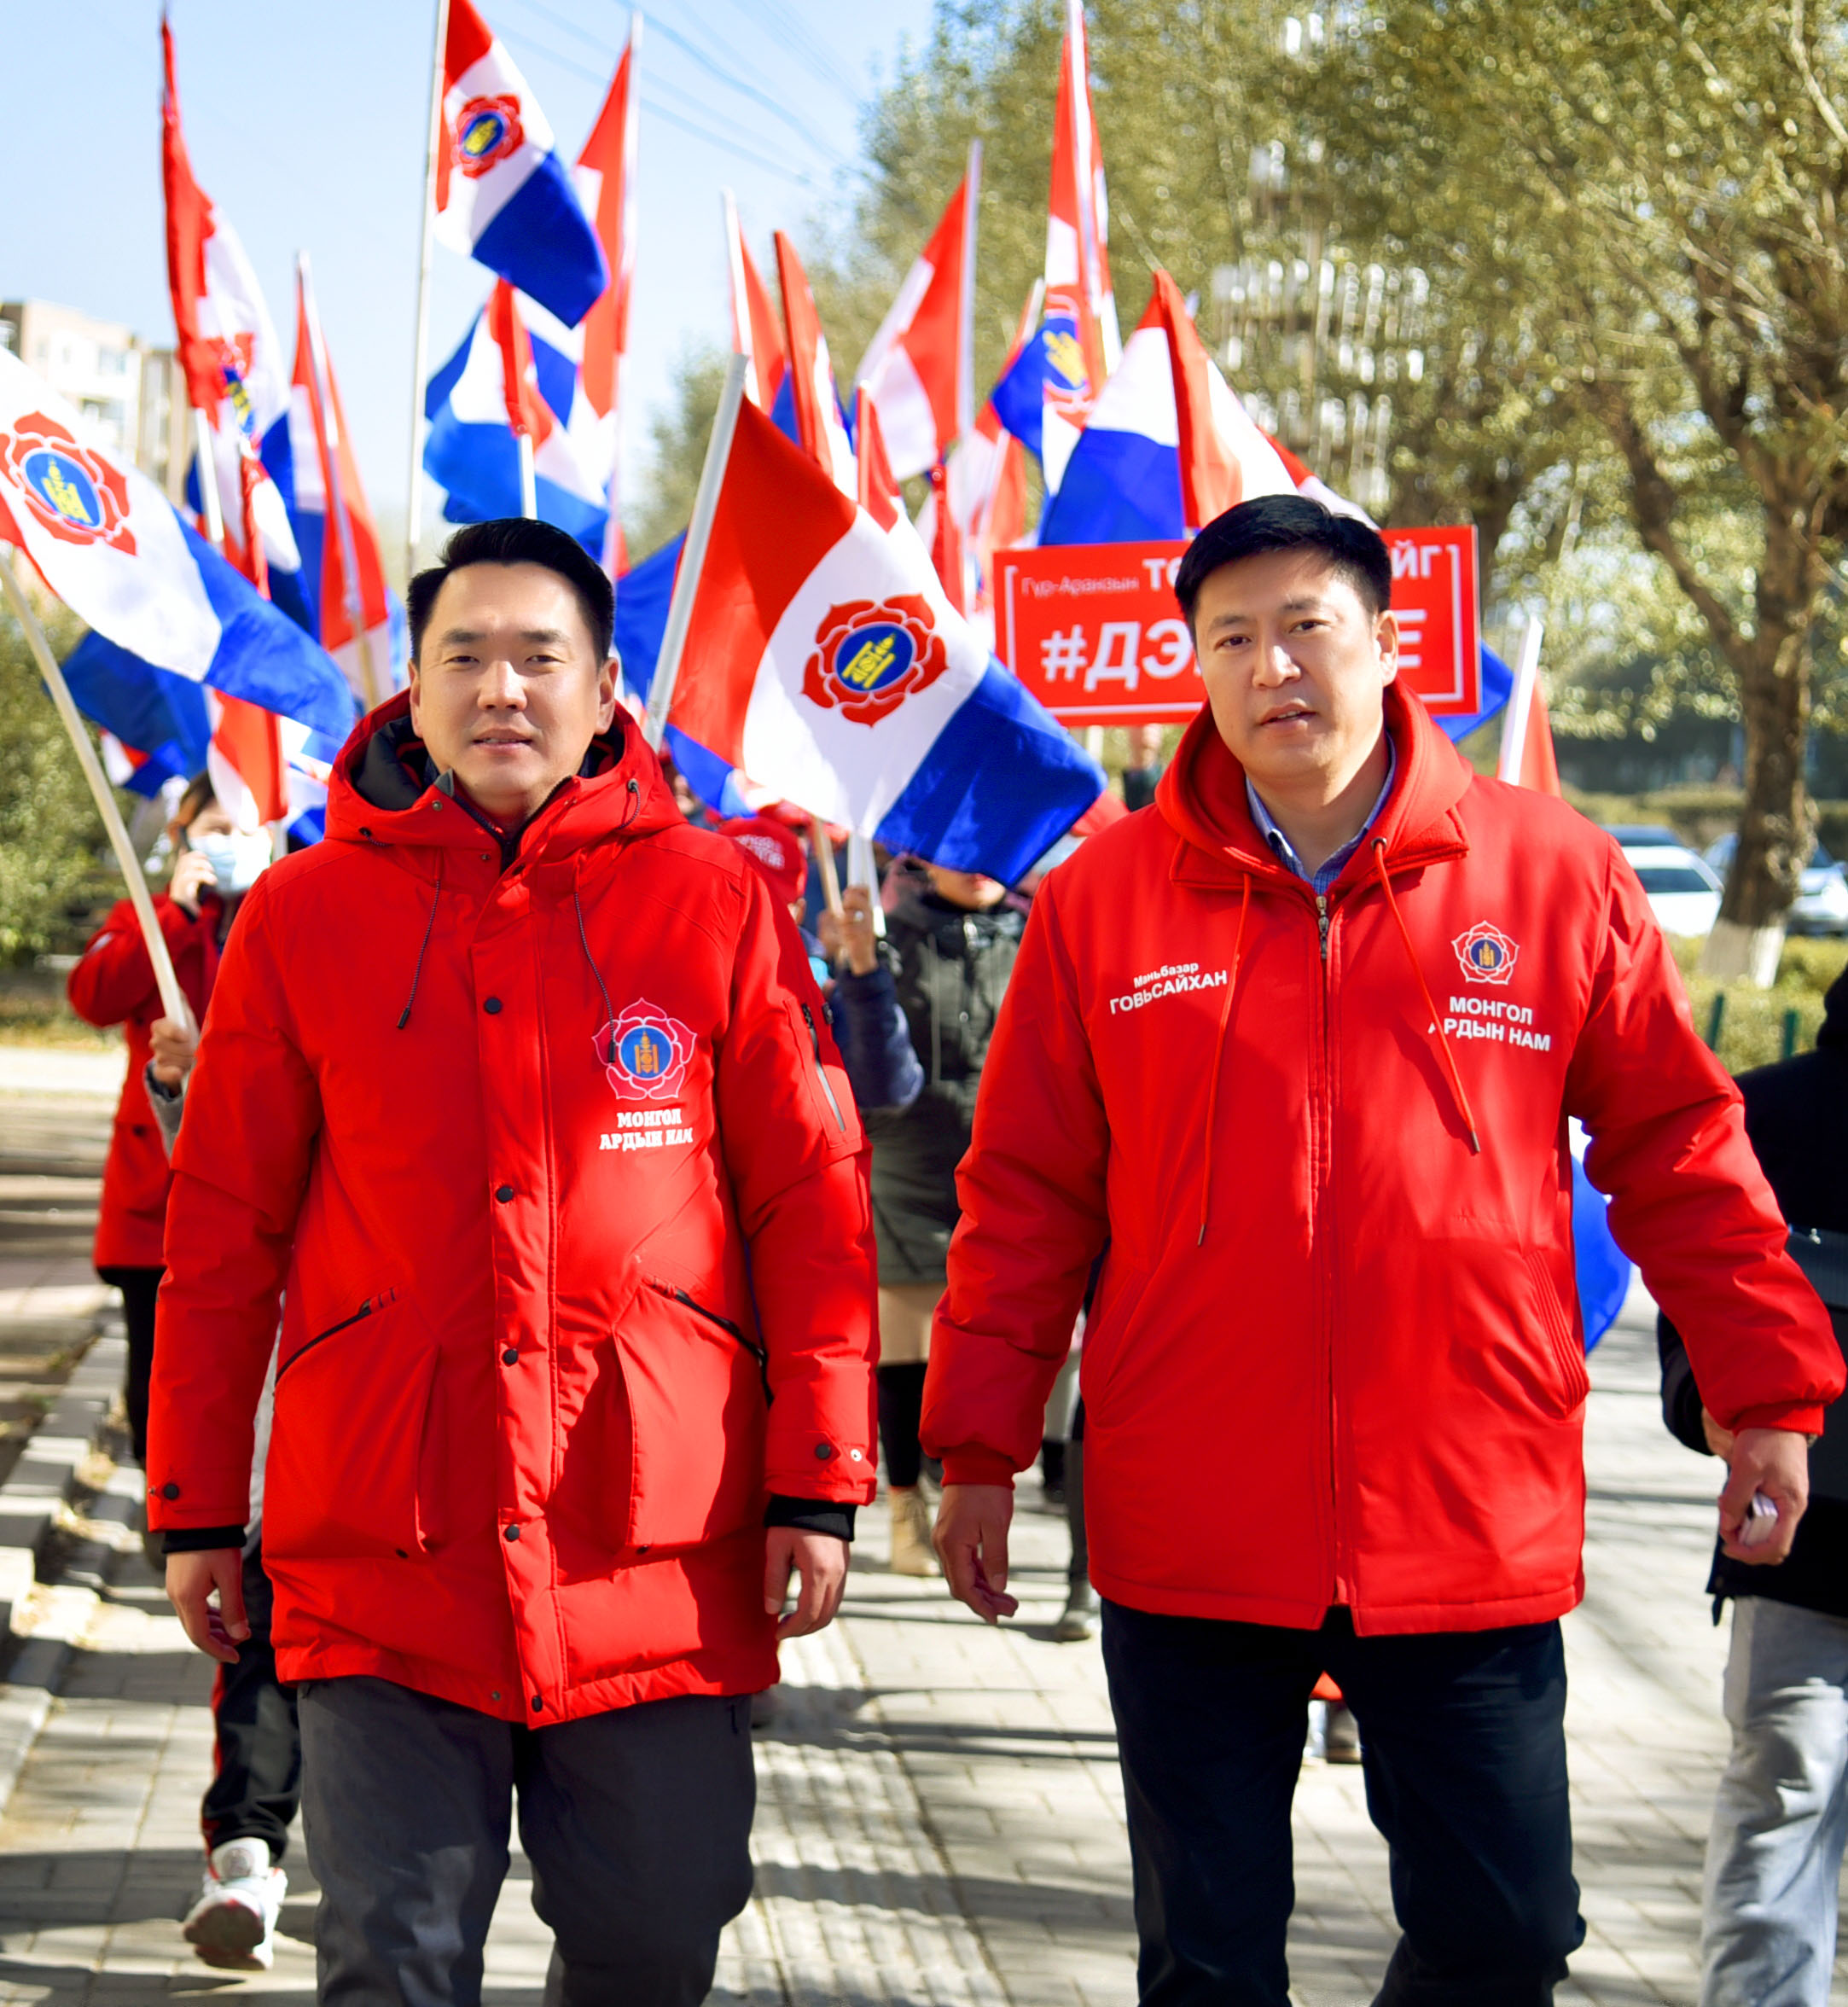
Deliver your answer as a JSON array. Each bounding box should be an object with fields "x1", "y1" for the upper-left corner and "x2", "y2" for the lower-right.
[
  {"x1": 787, "y1": 998, "x2": 850, "y2": 1138},
  {"x1": 264, "y1": 1290, "x2": 439, "y2": 1562},
  {"x1": 610, "y1": 1281, "x2": 768, "y2": 1553},
  {"x1": 1523, "y1": 1250, "x2": 1590, "y2": 1417}
]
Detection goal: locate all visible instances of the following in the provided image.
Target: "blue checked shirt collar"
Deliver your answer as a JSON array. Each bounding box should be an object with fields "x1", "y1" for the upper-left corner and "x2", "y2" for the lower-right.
[{"x1": 1245, "y1": 736, "x2": 1398, "y2": 896}]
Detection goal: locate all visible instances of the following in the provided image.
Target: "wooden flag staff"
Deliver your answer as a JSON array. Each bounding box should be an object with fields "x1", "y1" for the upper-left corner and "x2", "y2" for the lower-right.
[{"x1": 0, "y1": 548, "x2": 191, "y2": 1028}]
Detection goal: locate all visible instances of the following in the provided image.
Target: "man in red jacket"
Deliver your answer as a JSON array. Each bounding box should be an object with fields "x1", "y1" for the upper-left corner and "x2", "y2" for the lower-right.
[
  {"x1": 150, "y1": 518, "x2": 877, "y2": 2005},
  {"x1": 924, "y1": 495, "x2": 1843, "y2": 2007}
]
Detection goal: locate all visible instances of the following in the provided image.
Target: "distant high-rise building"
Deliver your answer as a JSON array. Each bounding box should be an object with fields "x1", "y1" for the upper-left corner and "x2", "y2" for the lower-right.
[{"x1": 0, "y1": 298, "x2": 191, "y2": 499}]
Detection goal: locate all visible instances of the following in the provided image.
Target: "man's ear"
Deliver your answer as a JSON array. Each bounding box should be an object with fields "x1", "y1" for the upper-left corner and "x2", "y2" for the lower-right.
[
  {"x1": 596, "y1": 653, "x2": 620, "y2": 731},
  {"x1": 406, "y1": 653, "x2": 423, "y2": 730},
  {"x1": 1374, "y1": 609, "x2": 1400, "y2": 686}
]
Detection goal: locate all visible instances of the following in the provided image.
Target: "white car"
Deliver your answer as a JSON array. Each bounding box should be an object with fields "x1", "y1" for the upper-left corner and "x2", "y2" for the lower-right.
[
  {"x1": 1609, "y1": 835, "x2": 1723, "y2": 939},
  {"x1": 1704, "y1": 834, "x2": 1848, "y2": 938}
]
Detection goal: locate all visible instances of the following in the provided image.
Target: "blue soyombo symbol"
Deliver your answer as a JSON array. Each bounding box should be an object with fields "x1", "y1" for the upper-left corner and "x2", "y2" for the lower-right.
[
  {"x1": 830, "y1": 623, "x2": 915, "y2": 696},
  {"x1": 617, "y1": 1023, "x2": 671, "y2": 1081},
  {"x1": 461, "y1": 108, "x2": 508, "y2": 160},
  {"x1": 21, "y1": 449, "x2": 102, "y2": 532},
  {"x1": 1467, "y1": 936, "x2": 1506, "y2": 974}
]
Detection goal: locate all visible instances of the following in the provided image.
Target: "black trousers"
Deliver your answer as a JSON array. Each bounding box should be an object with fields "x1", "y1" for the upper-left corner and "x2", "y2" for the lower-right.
[
  {"x1": 1101, "y1": 1602, "x2": 1585, "y2": 2007},
  {"x1": 201, "y1": 1539, "x2": 301, "y2": 1861},
  {"x1": 97, "y1": 1264, "x2": 161, "y2": 1464},
  {"x1": 298, "y1": 1676, "x2": 756, "y2": 2007}
]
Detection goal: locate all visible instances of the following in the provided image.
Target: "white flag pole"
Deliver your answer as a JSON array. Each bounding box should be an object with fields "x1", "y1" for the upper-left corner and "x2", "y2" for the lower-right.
[
  {"x1": 516, "y1": 433, "x2": 538, "y2": 519},
  {"x1": 601, "y1": 14, "x2": 641, "y2": 588},
  {"x1": 190, "y1": 408, "x2": 225, "y2": 546},
  {"x1": 299, "y1": 251, "x2": 381, "y2": 708},
  {"x1": 405, "y1": 0, "x2": 451, "y2": 585},
  {"x1": 0, "y1": 548, "x2": 190, "y2": 1027},
  {"x1": 1498, "y1": 613, "x2": 1544, "y2": 785},
  {"x1": 642, "y1": 352, "x2": 749, "y2": 752}
]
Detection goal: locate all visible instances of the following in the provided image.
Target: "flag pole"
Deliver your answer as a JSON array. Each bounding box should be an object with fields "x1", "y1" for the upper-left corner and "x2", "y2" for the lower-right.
[
  {"x1": 298, "y1": 251, "x2": 381, "y2": 708},
  {"x1": 811, "y1": 818, "x2": 844, "y2": 916},
  {"x1": 405, "y1": 0, "x2": 451, "y2": 584},
  {"x1": 516, "y1": 433, "x2": 538, "y2": 519},
  {"x1": 0, "y1": 548, "x2": 190, "y2": 1027},
  {"x1": 190, "y1": 409, "x2": 225, "y2": 545},
  {"x1": 643, "y1": 352, "x2": 748, "y2": 751},
  {"x1": 601, "y1": 13, "x2": 641, "y2": 588},
  {"x1": 1498, "y1": 613, "x2": 1544, "y2": 785}
]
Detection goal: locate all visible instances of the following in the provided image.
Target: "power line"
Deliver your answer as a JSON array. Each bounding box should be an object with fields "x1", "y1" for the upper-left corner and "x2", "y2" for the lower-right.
[
  {"x1": 497, "y1": 23, "x2": 820, "y2": 188},
  {"x1": 718, "y1": 0, "x2": 863, "y2": 107},
  {"x1": 628, "y1": 9, "x2": 858, "y2": 173}
]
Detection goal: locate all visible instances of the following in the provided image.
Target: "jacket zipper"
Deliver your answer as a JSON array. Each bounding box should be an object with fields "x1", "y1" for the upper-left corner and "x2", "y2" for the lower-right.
[
  {"x1": 799, "y1": 1001, "x2": 847, "y2": 1130},
  {"x1": 1311, "y1": 887, "x2": 1347, "y2": 1608},
  {"x1": 645, "y1": 1278, "x2": 772, "y2": 1399},
  {"x1": 276, "y1": 1294, "x2": 384, "y2": 1382}
]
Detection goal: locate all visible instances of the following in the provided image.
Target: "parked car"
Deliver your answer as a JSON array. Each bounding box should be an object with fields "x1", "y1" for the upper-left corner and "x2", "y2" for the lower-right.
[
  {"x1": 1607, "y1": 835, "x2": 1724, "y2": 939},
  {"x1": 1703, "y1": 835, "x2": 1848, "y2": 938}
]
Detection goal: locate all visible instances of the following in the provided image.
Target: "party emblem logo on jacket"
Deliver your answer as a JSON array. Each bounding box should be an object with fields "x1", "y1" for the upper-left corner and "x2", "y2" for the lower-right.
[
  {"x1": 1452, "y1": 922, "x2": 1520, "y2": 986},
  {"x1": 802, "y1": 595, "x2": 950, "y2": 727},
  {"x1": 3, "y1": 413, "x2": 137, "y2": 554},
  {"x1": 595, "y1": 1000, "x2": 695, "y2": 1102}
]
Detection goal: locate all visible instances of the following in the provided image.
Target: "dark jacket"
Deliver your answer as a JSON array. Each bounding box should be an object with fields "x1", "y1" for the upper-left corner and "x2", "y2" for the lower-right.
[
  {"x1": 857, "y1": 867, "x2": 1026, "y2": 1287},
  {"x1": 1659, "y1": 969, "x2": 1848, "y2": 1617}
]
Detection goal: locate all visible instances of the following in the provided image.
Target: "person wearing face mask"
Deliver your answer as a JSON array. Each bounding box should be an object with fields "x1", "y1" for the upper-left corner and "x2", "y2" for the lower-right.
[{"x1": 67, "y1": 772, "x2": 265, "y2": 1471}]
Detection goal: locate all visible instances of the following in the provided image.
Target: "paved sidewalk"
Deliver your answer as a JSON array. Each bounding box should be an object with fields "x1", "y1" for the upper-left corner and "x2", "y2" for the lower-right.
[{"x1": 0, "y1": 1287, "x2": 1839, "y2": 2004}]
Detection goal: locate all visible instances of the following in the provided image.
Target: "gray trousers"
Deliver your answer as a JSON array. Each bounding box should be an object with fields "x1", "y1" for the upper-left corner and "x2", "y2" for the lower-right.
[
  {"x1": 1703, "y1": 1597, "x2": 1848, "y2": 2007},
  {"x1": 298, "y1": 1677, "x2": 756, "y2": 2007}
]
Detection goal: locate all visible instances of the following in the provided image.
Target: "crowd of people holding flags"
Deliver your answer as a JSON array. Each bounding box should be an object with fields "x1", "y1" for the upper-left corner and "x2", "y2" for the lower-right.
[{"x1": 3, "y1": 2, "x2": 1848, "y2": 2003}]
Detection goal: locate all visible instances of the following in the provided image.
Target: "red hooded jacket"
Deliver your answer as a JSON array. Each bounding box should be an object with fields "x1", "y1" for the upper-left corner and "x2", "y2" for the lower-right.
[
  {"x1": 67, "y1": 893, "x2": 222, "y2": 1269},
  {"x1": 148, "y1": 698, "x2": 877, "y2": 1719},
  {"x1": 922, "y1": 690, "x2": 1842, "y2": 1635}
]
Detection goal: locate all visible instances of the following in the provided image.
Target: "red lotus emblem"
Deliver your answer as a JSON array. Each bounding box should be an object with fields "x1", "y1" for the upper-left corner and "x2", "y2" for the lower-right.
[
  {"x1": 453, "y1": 96, "x2": 525, "y2": 177},
  {"x1": 802, "y1": 595, "x2": 950, "y2": 728},
  {"x1": 595, "y1": 1000, "x2": 695, "y2": 1102},
  {"x1": 1, "y1": 413, "x2": 136, "y2": 554}
]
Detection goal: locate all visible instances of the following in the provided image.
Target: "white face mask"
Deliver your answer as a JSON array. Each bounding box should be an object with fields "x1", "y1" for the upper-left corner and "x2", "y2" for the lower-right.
[{"x1": 190, "y1": 829, "x2": 272, "y2": 895}]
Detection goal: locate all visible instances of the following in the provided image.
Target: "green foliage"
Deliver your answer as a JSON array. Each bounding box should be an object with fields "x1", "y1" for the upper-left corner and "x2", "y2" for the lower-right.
[
  {"x1": 0, "y1": 602, "x2": 126, "y2": 967},
  {"x1": 1672, "y1": 935, "x2": 1847, "y2": 1073}
]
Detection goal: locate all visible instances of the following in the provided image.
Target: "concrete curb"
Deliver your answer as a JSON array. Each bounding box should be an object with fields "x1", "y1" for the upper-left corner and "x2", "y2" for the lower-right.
[{"x1": 0, "y1": 1329, "x2": 127, "y2": 1821}]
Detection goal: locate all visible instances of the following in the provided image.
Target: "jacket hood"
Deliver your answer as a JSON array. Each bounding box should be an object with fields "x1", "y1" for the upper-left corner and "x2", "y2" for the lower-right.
[
  {"x1": 323, "y1": 691, "x2": 683, "y2": 860},
  {"x1": 1820, "y1": 968, "x2": 1848, "y2": 1053},
  {"x1": 1155, "y1": 684, "x2": 1475, "y2": 887}
]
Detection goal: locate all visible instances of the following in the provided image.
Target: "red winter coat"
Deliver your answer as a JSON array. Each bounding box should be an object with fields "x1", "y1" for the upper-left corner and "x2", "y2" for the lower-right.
[
  {"x1": 67, "y1": 894, "x2": 223, "y2": 1269},
  {"x1": 922, "y1": 689, "x2": 1843, "y2": 1635},
  {"x1": 148, "y1": 698, "x2": 878, "y2": 1719}
]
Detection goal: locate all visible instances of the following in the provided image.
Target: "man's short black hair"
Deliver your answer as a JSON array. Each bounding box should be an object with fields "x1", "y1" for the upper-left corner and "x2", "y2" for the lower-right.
[
  {"x1": 407, "y1": 519, "x2": 615, "y2": 666},
  {"x1": 1174, "y1": 494, "x2": 1392, "y2": 628}
]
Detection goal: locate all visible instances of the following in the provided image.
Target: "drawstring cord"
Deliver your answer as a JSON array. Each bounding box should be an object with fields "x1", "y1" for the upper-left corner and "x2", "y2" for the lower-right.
[
  {"x1": 577, "y1": 779, "x2": 642, "y2": 1062},
  {"x1": 396, "y1": 856, "x2": 445, "y2": 1031},
  {"x1": 574, "y1": 868, "x2": 619, "y2": 1063},
  {"x1": 1371, "y1": 838, "x2": 1481, "y2": 1155},
  {"x1": 1196, "y1": 874, "x2": 1252, "y2": 1245}
]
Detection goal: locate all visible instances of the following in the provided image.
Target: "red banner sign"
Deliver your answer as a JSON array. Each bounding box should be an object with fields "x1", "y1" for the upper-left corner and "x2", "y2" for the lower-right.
[{"x1": 994, "y1": 527, "x2": 1480, "y2": 728}]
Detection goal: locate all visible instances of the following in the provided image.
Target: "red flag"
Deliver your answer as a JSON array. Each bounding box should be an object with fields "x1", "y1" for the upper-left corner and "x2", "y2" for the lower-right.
[
  {"x1": 160, "y1": 16, "x2": 217, "y2": 419},
  {"x1": 576, "y1": 24, "x2": 637, "y2": 574},
  {"x1": 485, "y1": 282, "x2": 553, "y2": 446},
  {"x1": 292, "y1": 261, "x2": 394, "y2": 706},
  {"x1": 209, "y1": 693, "x2": 288, "y2": 828},
  {"x1": 774, "y1": 232, "x2": 856, "y2": 492},
  {"x1": 725, "y1": 198, "x2": 787, "y2": 411},
  {"x1": 928, "y1": 460, "x2": 968, "y2": 618},
  {"x1": 853, "y1": 147, "x2": 979, "y2": 480}
]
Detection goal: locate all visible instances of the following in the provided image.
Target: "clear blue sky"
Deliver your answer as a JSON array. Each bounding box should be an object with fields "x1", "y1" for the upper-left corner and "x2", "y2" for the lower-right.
[{"x1": 7, "y1": 0, "x2": 933, "y2": 532}]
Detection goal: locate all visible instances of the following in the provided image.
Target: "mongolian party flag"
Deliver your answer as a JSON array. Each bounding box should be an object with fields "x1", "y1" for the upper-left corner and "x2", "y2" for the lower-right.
[
  {"x1": 725, "y1": 195, "x2": 787, "y2": 411},
  {"x1": 1038, "y1": 0, "x2": 1120, "y2": 492},
  {"x1": 1040, "y1": 271, "x2": 1293, "y2": 546},
  {"x1": 286, "y1": 259, "x2": 401, "y2": 709},
  {"x1": 160, "y1": 15, "x2": 307, "y2": 623},
  {"x1": 423, "y1": 285, "x2": 611, "y2": 551},
  {"x1": 852, "y1": 146, "x2": 980, "y2": 482},
  {"x1": 435, "y1": 0, "x2": 609, "y2": 327},
  {"x1": 0, "y1": 350, "x2": 354, "y2": 837},
  {"x1": 773, "y1": 233, "x2": 857, "y2": 495},
  {"x1": 664, "y1": 396, "x2": 1101, "y2": 882},
  {"x1": 575, "y1": 20, "x2": 639, "y2": 573}
]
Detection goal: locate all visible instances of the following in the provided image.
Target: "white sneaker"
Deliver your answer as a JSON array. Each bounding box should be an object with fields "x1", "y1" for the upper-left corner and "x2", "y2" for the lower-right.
[{"x1": 182, "y1": 1838, "x2": 286, "y2": 1970}]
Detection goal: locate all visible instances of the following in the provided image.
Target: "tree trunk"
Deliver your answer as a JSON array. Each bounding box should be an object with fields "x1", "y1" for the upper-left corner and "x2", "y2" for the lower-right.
[{"x1": 1700, "y1": 521, "x2": 1815, "y2": 986}]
